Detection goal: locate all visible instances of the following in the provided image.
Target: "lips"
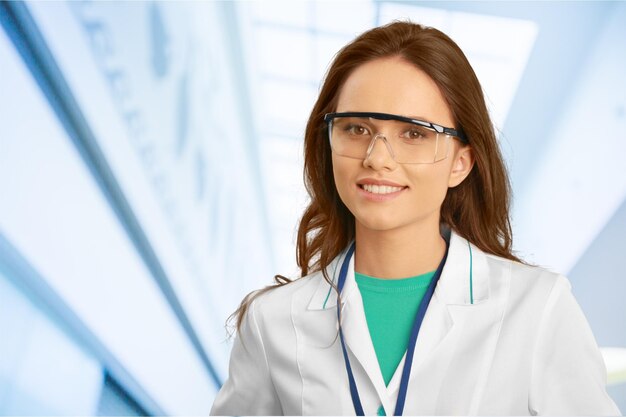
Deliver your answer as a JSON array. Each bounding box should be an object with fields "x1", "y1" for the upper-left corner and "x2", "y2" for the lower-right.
[
  {"x1": 359, "y1": 177, "x2": 407, "y2": 193},
  {"x1": 359, "y1": 183, "x2": 406, "y2": 194},
  {"x1": 355, "y1": 177, "x2": 408, "y2": 200},
  {"x1": 357, "y1": 177, "x2": 407, "y2": 186}
]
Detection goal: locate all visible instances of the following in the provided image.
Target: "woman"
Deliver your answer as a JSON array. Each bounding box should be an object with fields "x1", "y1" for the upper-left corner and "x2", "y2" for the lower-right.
[{"x1": 210, "y1": 21, "x2": 620, "y2": 416}]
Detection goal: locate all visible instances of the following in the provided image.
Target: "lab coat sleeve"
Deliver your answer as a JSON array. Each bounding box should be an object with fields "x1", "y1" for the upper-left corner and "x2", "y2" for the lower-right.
[
  {"x1": 210, "y1": 299, "x2": 283, "y2": 416},
  {"x1": 529, "y1": 275, "x2": 621, "y2": 416}
]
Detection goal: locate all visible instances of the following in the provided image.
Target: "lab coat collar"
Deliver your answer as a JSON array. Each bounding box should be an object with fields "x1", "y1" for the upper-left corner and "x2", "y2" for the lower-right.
[
  {"x1": 305, "y1": 228, "x2": 491, "y2": 414},
  {"x1": 307, "y1": 228, "x2": 491, "y2": 311}
]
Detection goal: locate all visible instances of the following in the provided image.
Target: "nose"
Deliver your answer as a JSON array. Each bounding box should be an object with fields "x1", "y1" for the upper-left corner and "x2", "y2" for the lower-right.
[{"x1": 363, "y1": 134, "x2": 398, "y2": 170}]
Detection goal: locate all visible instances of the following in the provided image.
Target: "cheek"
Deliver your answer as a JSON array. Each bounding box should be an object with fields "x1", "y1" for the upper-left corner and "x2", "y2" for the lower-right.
[
  {"x1": 331, "y1": 155, "x2": 355, "y2": 205},
  {"x1": 407, "y1": 164, "x2": 452, "y2": 207}
]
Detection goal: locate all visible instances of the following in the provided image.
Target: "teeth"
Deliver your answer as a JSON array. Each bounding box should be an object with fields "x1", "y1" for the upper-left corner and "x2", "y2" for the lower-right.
[{"x1": 361, "y1": 184, "x2": 404, "y2": 194}]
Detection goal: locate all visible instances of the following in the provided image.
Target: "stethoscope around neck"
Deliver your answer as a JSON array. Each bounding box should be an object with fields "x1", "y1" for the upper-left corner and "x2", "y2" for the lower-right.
[{"x1": 335, "y1": 239, "x2": 451, "y2": 416}]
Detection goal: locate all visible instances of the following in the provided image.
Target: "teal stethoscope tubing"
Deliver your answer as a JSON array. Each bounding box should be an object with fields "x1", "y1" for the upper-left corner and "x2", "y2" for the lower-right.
[{"x1": 336, "y1": 240, "x2": 450, "y2": 416}]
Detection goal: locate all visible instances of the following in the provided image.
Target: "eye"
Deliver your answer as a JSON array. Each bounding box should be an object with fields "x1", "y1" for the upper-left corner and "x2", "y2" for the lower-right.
[
  {"x1": 344, "y1": 123, "x2": 370, "y2": 136},
  {"x1": 402, "y1": 127, "x2": 429, "y2": 141}
]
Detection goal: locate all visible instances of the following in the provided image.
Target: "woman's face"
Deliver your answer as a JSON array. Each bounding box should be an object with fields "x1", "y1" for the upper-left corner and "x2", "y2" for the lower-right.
[{"x1": 331, "y1": 56, "x2": 473, "y2": 233}]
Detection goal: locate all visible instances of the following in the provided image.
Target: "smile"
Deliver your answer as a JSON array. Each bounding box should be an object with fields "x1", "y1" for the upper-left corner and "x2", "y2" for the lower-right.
[{"x1": 359, "y1": 184, "x2": 405, "y2": 194}]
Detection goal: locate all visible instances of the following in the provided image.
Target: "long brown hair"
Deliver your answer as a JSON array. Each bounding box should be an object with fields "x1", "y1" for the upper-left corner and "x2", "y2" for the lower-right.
[{"x1": 228, "y1": 20, "x2": 522, "y2": 333}]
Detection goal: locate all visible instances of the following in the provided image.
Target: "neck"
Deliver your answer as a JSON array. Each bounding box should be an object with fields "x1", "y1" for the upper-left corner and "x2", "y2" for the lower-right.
[{"x1": 354, "y1": 220, "x2": 446, "y2": 279}]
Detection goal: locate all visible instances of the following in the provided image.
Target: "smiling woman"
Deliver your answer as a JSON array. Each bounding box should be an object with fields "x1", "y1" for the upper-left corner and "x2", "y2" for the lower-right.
[
  {"x1": 211, "y1": 21, "x2": 620, "y2": 416},
  {"x1": 329, "y1": 56, "x2": 474, "y2": 280}
]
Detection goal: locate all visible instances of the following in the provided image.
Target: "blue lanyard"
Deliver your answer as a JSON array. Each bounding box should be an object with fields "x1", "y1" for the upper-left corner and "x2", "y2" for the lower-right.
[{"x1": 336, "y1": 240, "x2": 449, "y2": 416}]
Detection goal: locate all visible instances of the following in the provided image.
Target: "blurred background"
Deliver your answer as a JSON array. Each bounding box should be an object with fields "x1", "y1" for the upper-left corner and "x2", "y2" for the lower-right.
[{"x1": 1, "y1": 0, "x2": 625, "y2": 414}]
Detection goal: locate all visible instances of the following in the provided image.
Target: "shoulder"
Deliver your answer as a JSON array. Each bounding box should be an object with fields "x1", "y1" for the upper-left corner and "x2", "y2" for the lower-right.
[
  {"x1": 483, "y1": 252, "x2": 572, "y2": 304},
  {"x1": 445, "y1": 229, "x2": 570, "y2": 306},
  {"x1": 247, "y1": 270, "x2": 326, "y2": 322},
  {"x1": 485, "y1": 252, "x2": 563, "y2": 280},
  {"x1": 236, "y1": 270, "x2": 330, "y2": 351}
]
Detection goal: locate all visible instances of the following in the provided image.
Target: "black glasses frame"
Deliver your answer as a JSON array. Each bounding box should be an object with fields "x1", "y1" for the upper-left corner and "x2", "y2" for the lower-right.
[{"x1": 324, "y1": 111, "x2": 468, "y2": 143}]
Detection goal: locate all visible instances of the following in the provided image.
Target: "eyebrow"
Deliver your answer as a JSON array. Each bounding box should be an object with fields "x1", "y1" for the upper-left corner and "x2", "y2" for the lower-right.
[
  {"x1": 407, "y1": 115, "x2": 435, "y2": 124},
  {"x1": 341, "y1": 111, "x2": 437, "y2": 125}
]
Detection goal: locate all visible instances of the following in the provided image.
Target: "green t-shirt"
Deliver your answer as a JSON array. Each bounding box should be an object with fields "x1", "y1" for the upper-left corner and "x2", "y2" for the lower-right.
[{"x1": 355, "y1": 270, "x2": 436, "y2": 416}]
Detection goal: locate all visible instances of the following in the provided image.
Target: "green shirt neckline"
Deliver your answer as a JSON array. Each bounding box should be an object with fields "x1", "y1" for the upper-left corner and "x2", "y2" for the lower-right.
[
  {"x1": 355, "y1": 269, "x2": 436, "y2": 416},
  {"x1": 355, "y1": 271, "x2": 434, "y2": 292}
]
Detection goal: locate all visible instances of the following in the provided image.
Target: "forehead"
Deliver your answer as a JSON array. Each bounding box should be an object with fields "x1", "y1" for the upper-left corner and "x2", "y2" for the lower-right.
[{"x1": 336, "y1": 56, "x2": 454, "y2": 126}]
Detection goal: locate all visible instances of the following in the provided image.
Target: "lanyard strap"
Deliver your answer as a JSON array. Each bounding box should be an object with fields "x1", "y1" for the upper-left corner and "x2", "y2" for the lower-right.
[
  {"x1": 337, "y1": 243, "x2": 364, "y2": 415},
  {"x1": 336, "y1": 240, "x2": 450, "y2": 416}
]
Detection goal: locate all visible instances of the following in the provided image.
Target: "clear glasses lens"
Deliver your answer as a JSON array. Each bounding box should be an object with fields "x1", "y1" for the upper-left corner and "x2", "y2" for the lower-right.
[{"x1": 328, "y1": 117, "x2": 451, "y2": 164}]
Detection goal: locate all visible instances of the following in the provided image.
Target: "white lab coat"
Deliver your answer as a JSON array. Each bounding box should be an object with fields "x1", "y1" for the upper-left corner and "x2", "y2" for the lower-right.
[{"x1": 211, "y1": 230, "x2": 620, "y2": 416}]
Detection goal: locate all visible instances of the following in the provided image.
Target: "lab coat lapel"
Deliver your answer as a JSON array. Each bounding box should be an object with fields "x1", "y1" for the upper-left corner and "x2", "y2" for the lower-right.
[
  {"x1": 305, "y1": 243, "x2": 391, "y2": 413},
  {"x1": 340, "y1": 251, "x2": 393, "y2": 414}
]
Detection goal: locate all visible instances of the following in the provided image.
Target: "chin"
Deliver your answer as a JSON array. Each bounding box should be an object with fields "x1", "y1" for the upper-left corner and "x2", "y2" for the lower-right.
[{"x1": 355, "y1": 215, "x2": 403, "y2": 232}]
